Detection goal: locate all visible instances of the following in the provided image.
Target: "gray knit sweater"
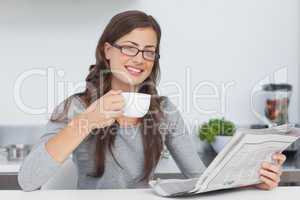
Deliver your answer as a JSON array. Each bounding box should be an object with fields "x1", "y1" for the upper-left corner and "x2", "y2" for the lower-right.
[{"x1": 18, "y1": 96, "x2": 206, "y2": 191}]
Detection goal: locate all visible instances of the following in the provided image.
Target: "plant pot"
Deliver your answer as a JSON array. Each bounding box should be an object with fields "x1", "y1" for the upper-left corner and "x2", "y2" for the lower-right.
[{"x1": 211, "y1": 136, "x2": 232, "y2": 153}]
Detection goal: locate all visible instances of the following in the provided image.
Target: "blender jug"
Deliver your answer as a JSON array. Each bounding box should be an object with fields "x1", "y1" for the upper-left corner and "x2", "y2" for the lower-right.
[{"x1": 262, "y1": 83, "x2": 292, "y2": 125}]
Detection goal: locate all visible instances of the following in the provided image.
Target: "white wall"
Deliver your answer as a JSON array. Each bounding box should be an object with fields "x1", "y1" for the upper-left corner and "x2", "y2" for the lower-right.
[{"x1": 0, "y1": 0, "x2": 299, "y2": 127}]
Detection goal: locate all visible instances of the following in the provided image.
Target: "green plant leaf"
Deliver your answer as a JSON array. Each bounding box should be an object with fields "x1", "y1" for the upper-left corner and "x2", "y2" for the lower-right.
[{"x1": 198, "y1": 118, "x2": 235, "y2": 143}]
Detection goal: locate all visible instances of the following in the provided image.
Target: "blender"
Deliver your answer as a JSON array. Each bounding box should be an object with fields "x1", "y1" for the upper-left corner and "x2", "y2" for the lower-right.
[{"x1": 262, "y1": 83, "x2": 292, "y2": 126}]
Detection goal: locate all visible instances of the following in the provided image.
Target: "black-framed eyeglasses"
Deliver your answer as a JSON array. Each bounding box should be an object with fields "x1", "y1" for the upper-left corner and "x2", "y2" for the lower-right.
[{"x1": 111, "y1": 43, "x2": 160, "y2": 61}]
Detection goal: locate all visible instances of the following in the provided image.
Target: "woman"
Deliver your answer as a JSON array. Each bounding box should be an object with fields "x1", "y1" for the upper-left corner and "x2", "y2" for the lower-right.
[{"x1": 18, "y1": 10, "x2": 285, "y2": 192}]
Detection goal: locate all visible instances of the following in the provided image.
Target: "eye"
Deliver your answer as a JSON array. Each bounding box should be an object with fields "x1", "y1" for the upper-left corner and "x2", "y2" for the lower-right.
[
  {"x1": 144, "y1": 51, "x2": 156, "y2": 57},
  {"x1": 122, "y1": 45, "x2": 137, "y2": 51},
  {"x1": 121, "y1": 45, "x2": 138, "y2": 55}
]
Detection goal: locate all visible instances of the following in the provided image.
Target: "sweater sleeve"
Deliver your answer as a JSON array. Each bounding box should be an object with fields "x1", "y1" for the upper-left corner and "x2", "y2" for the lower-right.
[
  {"x1": 18, "y1": 121, "x2": 67, "y2": 191},
  {"x1": 161, "y1": 97, "x2": 206, "y2": 178},
  {"x1": 18, "y1": 97, "x2": 84, "y2": 191}
]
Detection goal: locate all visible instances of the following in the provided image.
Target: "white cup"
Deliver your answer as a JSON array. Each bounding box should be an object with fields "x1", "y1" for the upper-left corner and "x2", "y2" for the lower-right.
[{"x1": 121, "y1": 92, "x2": 151, "y2": 117}]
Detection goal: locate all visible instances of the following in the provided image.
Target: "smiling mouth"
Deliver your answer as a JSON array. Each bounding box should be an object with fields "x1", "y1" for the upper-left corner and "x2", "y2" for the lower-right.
[{"x1": 125, "y1": 65, "x2": 144, "y2": 76}]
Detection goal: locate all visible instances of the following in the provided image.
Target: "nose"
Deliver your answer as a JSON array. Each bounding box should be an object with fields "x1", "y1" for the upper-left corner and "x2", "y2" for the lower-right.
[{"x1": 132, "y1": 51, "x2": 144, "y2": 64}]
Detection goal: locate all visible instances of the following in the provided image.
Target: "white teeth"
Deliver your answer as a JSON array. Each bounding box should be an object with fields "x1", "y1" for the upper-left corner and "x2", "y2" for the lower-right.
[{"x1": 126, "y1": 66, "x2": 142, "y2": 73}]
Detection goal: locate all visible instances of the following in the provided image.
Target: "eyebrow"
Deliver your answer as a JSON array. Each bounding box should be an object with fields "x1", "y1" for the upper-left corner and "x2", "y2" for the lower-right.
[{"x1": 121, "y1": 41, "x2": 156, "y2": 48}]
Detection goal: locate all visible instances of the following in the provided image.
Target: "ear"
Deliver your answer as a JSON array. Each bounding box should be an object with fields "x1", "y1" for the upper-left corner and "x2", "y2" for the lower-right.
[{"x1": 104, "y1": 42, "x2": 113, "y2": 60}]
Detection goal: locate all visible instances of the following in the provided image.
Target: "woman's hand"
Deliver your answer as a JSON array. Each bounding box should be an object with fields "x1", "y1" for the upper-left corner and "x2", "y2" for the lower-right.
[
  {"x1": 83, "y1": 89, "x2": 125, "y2": 130},
  {"x1": 254, "y1": 153, "x2": 286, "y2": 190}
]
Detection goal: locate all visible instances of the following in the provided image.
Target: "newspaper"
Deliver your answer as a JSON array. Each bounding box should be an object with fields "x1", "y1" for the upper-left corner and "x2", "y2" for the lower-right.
[{"x1": 149, "y1": 124, "x2": 300, "y2": 197}]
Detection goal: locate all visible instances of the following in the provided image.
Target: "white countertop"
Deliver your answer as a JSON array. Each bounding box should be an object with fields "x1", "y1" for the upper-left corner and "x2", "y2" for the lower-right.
[
  {"x1": 0, "y1": 160, "x2": 20, "y2": 173},
  {"x1": 0, "y1": 157, "x2": 180, "y2": 174},
  {"x1": 1, "y1": 156, "x2": 300, "y2": 174},
  {"x1": 0, "y1": 156, "x2": 180, "y2": 174},
  {"x1": 0, "y1": 187, "x2": 299, "y2": 200}
]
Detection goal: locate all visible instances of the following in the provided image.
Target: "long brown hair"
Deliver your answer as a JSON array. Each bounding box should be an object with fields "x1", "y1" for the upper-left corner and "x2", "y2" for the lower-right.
[{"x1": 51, "y1": 10, "x2": 164, "y2": 182}]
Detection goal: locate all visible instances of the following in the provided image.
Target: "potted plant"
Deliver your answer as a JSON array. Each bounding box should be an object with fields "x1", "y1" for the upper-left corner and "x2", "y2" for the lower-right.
[{"x1": 198, "y1": 118, "x2": 236, "y2": 153}]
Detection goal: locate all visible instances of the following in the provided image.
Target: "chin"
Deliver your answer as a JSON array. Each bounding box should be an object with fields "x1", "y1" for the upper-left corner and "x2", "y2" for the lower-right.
[
  {"x1": 126, "y1": 79, "x2": 145, "y2": 87},
  {"x1": 115, "y1": 76, "x2": 143, "y2": 87}
]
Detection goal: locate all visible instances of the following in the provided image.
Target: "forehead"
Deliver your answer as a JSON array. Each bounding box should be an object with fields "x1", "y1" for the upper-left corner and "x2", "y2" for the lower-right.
[{"x1": 117, "y1": 27, "x2": 158, "y2": 47}]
